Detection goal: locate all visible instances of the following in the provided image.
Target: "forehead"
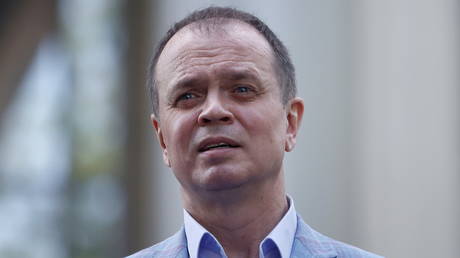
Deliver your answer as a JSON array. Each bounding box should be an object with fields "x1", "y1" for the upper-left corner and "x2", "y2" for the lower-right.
[{"x1": 155, "y1": 21, "x2": 275, "y2": 88}]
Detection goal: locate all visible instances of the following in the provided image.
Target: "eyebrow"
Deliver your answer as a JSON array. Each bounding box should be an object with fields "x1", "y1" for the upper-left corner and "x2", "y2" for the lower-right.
[
  {"x1": 218, "y1": 68, "x2": 260, "y2": 83},
  {"x1": 175, "y1": 77, "x2": 207, "y2": 90}
]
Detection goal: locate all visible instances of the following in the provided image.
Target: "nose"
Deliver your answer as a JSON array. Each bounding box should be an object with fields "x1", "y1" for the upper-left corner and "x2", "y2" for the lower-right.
[{"x1": 198, "y1": 93, "x2": 234, "y2": 126}]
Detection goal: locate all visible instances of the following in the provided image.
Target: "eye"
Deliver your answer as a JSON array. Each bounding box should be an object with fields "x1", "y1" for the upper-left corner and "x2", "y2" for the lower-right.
[
  {"x1": 233, "y1": 85, "x2": 252, "y2": 94},
  {"x1": 174, "y1": 92, "x2": 202, "y2": 109},
  {"x1": 178, "y1": 92, "x2": 196, "y2": 101}
]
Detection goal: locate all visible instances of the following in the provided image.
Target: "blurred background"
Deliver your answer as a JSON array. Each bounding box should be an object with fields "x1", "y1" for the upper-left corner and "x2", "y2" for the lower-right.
[{"x1": 0, "y1": 0, "x2": 458, "y2": 257}]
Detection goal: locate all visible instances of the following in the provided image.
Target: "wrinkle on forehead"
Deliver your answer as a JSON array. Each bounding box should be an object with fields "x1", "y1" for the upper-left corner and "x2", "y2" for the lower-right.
[
  {"x1": 173, "y1": 45, "x2": 248, "y2": 67},
  {"x1": 156, "y1": 21, "x2": 275, "y2": 89},
  {"x1": 172, "y1": 46, "x2": 265, "y2": 74}
]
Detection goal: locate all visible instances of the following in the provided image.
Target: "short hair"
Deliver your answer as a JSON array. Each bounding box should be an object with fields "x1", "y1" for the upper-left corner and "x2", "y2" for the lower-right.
[{"x1": 148, "y1": 6, "x2": 296, "y2": 117}]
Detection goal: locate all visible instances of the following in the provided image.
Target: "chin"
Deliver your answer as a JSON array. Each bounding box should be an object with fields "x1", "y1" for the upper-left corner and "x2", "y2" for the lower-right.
[{"x1": 196, "y1": 166, "x2": 250, "y2": 192}]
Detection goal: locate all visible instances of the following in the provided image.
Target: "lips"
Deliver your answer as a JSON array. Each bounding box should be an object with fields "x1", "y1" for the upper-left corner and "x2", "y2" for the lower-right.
[{"x1": 198, "y1": 137, "x2": 240, "y2": 152}]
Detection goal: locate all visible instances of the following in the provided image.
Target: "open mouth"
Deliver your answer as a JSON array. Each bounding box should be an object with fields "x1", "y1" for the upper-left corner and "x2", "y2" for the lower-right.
[{"x1": 199, "y1": 142, "x2": 238, "y2": 152}]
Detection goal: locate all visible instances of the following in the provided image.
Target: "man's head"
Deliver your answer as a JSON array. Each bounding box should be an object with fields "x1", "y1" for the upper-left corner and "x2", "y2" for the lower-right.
[
  {"x1": 150, "y1": 7, "x2": 303, "y2": 199},
  {"x1": 148, "y1": 7, "x2": 296, "y2": 118}
]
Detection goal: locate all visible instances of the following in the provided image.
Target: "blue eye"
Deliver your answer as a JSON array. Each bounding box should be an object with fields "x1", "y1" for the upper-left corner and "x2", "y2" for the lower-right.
[
  {"x1": 178, "y1": 93, "x2": 195, "y2": 100},
  {"x1": 235, "y1": 86, "x2": 251, "y2": 93},
  {"x1": 174, "y1": 92, "x2": 200, "y2": 108}
]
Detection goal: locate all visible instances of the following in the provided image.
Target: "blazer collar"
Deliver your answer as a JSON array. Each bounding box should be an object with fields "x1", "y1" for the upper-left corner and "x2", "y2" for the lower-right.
[
  {"x1": 291, "y1": 216, "x2": 338, "y2": 258},
  {"x1": 154, "y1": 228, "x2": 189, "y2": 258}
]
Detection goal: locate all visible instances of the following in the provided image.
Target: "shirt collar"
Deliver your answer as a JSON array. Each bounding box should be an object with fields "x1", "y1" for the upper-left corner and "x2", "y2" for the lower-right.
[
  {"x1": 183, "y1": 209, "x2": 220, "y2": 258},
  {"x1": 183, "y1": 196, "x2": 298, "y2": 258},
  {"x1": 262, "y1": 196, "x2": 297, "y2": 258}
]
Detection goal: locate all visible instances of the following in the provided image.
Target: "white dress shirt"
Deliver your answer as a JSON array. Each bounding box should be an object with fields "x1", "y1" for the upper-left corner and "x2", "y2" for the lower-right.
[{"x1": 183, "y1": 196, "x2": 298, "y2": 258}]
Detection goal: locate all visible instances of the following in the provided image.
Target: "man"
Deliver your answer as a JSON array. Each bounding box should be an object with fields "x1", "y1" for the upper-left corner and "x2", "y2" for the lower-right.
[{"x1": 128, "y1": 6, "x2": 382, "y2": 258}]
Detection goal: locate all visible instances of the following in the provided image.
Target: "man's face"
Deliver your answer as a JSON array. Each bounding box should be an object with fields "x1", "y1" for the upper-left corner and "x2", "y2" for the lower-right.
[{"x1": 152, "y1": 22, "x2": 303, "y2": 194}]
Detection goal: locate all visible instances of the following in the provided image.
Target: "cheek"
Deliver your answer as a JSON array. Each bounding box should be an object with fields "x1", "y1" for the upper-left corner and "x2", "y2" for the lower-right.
[
  {"x1": 239, "y1": 104, "x2": 287, "y2": 138},
  {"x1": 236, "y1": 111, "x2": 287, "y2": 162},
  {"x1": 162, "y1": 112, "x2": 198, "y2": 158}
]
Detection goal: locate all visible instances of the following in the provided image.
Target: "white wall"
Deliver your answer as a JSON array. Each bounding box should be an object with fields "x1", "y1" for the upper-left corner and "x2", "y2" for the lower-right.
[
  {"x1": 147, "y1": 1, "x2": 460, "y2": 257},
  {"x1": 351, "y1": 1, "x2": 460, "y2": 257}
]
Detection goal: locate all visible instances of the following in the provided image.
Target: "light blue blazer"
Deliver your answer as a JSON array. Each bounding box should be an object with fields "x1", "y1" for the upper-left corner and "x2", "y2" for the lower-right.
[{"x1": 126, "y1": 216, "x2": 383, "y2": 258}]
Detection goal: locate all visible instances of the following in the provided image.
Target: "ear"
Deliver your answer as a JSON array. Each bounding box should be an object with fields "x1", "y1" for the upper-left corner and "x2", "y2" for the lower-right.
[
  {"x1": 285, "y1": 97, "x2": 304, "y2": 152},
  {"x1": 151, "y1": 113, "x2": 171, "y2": 167}
]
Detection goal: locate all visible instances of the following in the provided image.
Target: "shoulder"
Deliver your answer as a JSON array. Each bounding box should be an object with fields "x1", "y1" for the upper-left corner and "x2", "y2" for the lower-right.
[
  {"x1": 321, "y1": 234, "x2": 383, "y2": 258},
  {"x1": 125, "y1": 228, "x2": 188, "y2": 258},
  {"x1": 293, "y1": 216, "x2": 384, "y2": 258}
]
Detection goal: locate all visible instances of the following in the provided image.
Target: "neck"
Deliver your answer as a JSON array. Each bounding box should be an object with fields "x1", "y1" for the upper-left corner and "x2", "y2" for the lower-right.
[{"x1": 183, "y1": 172, "x2": 288, "y2": 257}]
